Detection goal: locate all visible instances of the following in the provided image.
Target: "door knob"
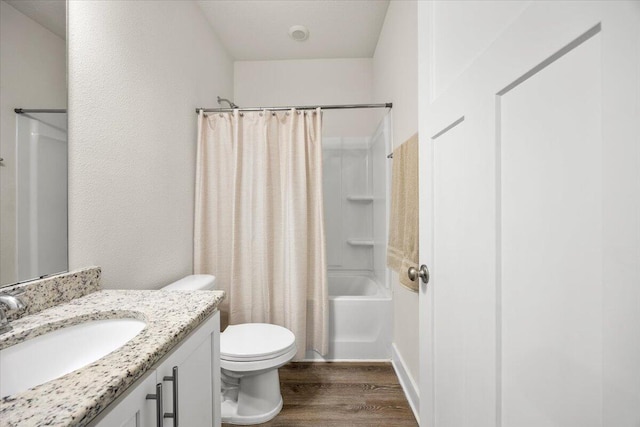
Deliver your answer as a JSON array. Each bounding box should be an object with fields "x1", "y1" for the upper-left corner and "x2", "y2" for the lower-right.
[{"x1": 408, "y1": 265, "x2": 429, "y2": 284}]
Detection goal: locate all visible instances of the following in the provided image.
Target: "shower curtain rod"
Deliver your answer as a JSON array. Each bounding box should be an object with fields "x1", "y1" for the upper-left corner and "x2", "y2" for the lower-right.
[
  {"x1": 15, "y1": 108, "x2": 67, "y2": 114},
  {"x1": 195, "y1": 102, "x2": 392, "y2": 113}
]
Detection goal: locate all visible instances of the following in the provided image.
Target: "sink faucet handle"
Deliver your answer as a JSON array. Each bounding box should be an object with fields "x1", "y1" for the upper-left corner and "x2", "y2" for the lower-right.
[
  {"x1": 0, "y1": 293, "x2": 26, "y2": 311},
  {"x1": 4, "y1": 287, "x2": 26, "y2": 297},
  {"x1": 0, "y1": 292, "x2": 27, "y2": 334}
]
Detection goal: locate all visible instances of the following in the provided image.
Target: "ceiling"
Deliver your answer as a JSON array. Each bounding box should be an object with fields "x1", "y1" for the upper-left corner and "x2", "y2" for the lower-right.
[
  {"x1": 196, "y1": 0, "x2": 390, "y2": 60},
  {"x1": 4, "y1": 0, "x2": 391, "y2": 61},
  {"x1": 4, "y1": 0, "x2": 66, "y2": 39}
]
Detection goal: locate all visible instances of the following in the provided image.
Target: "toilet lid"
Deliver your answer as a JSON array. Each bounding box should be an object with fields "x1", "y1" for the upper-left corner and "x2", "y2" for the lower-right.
[{"x1": 221, "y1": 323, "x2": 296, "y2": 361}]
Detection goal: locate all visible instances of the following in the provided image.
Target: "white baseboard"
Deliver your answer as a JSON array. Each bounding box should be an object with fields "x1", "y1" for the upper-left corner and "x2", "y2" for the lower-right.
[{"x1": 391, "y1": 343, "x2": 420, "y2": 424}]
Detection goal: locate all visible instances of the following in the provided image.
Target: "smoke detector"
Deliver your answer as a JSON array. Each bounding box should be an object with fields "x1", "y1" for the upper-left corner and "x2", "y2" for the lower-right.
[{"x1": 288, "y1": 25, "x2": 309, "y2": 41}]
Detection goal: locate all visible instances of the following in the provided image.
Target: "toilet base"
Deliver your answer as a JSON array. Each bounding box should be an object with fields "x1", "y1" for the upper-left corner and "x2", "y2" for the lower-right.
[
  {"x1": 221, "y1": 395, "x2": 283, "y2": 425},
  {"x1": 220, "y1": 368, "x2": 285, "y2": 425}
]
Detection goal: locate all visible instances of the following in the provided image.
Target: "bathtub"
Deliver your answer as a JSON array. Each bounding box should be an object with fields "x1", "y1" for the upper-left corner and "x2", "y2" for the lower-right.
[{"x1": 307, "y1": 274, "x2": 392, "y2": 360}]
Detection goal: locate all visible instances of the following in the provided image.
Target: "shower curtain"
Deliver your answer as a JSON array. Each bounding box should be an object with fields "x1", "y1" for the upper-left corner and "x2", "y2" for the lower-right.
[{"x1": 194, "y1": 109, "x2": 328, "y2": 359}]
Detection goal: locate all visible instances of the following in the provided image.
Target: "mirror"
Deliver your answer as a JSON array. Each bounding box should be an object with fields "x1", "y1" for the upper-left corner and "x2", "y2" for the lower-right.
[{"x1": 0, "y1": 0, "x2": 67, "y2": 287}]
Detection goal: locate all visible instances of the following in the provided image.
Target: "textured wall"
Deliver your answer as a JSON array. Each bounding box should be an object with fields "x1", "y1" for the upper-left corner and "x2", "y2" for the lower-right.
[
  {"x1": 373, "y1": 0, "x2": 420, "y2": 392},
  {"x1": 0, "y1": 1, "x2": 66, "y2": 285},
  {"x1": 67, "y1": 0, "x2": 233, "y2": 289},
  {"x1": 234, "y1": 58, "x2": 382, "y2": 138}
]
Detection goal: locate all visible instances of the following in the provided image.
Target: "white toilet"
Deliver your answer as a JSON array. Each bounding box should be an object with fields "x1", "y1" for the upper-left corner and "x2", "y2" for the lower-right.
[{"x1": 163, "y1": 275, "x2": 296, "y2": 425}]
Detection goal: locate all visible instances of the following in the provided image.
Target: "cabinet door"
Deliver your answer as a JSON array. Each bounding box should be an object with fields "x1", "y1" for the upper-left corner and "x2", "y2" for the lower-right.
[
  {"x1": 93, "y1": 372, "x2": 157, "y2": 427},
  {"x1": 157, "y1": 312, "x2": 218, "y2": 427}
]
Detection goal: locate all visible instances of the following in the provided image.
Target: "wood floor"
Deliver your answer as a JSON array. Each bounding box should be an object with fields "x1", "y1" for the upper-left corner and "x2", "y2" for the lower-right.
[{"x1": 222, "y1": 362, "x2": 418, "y2": 427}]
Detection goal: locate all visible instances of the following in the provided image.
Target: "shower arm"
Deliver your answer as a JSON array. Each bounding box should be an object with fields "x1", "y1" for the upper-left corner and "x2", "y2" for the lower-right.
[{"x1": 217, "y1": 96, "x2": 238, "y2": 109}]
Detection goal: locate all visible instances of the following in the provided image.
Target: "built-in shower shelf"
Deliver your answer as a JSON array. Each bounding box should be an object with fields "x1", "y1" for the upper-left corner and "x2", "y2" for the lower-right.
[
  {"x1": 347, "y1": 195, "x2": 374, "y2": 202},
  {"x1": 347, "y1": 239, "x2": 374, "y2": 247}
]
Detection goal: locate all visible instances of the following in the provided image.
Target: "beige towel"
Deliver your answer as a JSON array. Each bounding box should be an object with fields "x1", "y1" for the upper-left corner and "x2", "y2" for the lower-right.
[{"x1": 387, "y1": 133, "x2": 419, "y2": 292}]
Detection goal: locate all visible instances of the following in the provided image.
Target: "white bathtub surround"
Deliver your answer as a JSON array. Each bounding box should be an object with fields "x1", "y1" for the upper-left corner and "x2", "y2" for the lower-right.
[
  {"x1": 323, "y1": 137, "x2": 371, "y2": 272},
  {"x1": 322, "y1": 115, "x2": 391, "y2": 284},
  {"x1": 323, "y1": 136, "x2": 375, "y2": 272},
  {"x1": 387, "y1": 133, "x2": 419, "y2": 292},
  {"x1": 0, "y1": 288, "x2": 225, "y2": 426},
  {"x1": 194, "y1": 109, "x2": 328, "y2": 360},
  {"x1": 371, "y1": 114, "x2": 392, "y2": 288},
  {"x1": 305, "y1": 274, "x2": 391, "y2": 361},
  {"x1": 317, "y1": 114, "x2": 392, "y2": 362}
]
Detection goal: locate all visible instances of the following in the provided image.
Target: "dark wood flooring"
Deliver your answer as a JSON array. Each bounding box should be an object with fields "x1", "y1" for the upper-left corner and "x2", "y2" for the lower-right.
[{"x1": 222, "y1": 362, "x2": 418, "y2": 427}]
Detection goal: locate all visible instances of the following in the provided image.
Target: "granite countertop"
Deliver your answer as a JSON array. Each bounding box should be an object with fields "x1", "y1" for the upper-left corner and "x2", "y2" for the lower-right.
[{"x1": 0, "y1": 289, "x2": 225, "y2": 426}]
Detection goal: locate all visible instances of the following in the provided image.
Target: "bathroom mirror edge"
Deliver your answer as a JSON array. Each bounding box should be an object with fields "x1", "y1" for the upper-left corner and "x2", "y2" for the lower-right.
[{"x1": 0, "y1": 0, "x2": 69, "y2": 288}]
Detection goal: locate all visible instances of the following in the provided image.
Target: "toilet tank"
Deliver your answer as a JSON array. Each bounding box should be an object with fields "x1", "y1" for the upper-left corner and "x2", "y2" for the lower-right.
[{"x1": 163, "y1": 274, "x2": 216, "y2": 291}]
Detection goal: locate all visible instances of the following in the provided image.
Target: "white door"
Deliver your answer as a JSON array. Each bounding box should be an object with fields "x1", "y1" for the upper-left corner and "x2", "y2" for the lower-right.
[{"x1": 418, "y1": 2, "x2": 640, "y2": 426}]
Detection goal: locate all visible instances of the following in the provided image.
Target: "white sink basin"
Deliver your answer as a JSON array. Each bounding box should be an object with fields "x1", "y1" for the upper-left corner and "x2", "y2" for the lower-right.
[{"x1": 0, "y1": 318, "x2": 146, "y2": 398}]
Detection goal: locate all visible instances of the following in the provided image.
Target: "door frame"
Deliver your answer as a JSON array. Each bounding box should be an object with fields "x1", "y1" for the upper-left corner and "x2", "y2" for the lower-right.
[{"x1": 417, "y1": 1, "x2": 435, "y2": 425}]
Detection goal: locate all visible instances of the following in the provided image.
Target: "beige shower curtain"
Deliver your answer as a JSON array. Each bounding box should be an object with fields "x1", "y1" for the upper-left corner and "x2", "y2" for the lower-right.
[{"x1": 194, "y1": 109, "x2": 328, "y2": 359}]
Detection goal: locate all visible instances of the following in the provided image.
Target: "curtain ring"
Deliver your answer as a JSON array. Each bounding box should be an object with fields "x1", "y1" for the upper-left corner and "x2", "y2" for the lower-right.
[
  {"x1": 219, "y1": 113, "x2": 223, "y2": 117},
  {"x1": 239, "y1": 112, "x2": 244, "y2": 117},
  {"x1": 259, "y1": 112, "x2": 263, "y2": 117}
]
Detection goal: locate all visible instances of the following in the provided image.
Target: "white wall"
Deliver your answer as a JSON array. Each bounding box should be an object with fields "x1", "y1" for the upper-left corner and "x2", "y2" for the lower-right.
[
  {"x1": 0, "y1": 1, "x2": 66, "y2": 285},
  {"x1": 234, "y1": 59, "x2": 381, "y2": 137},
  {"x1": 67, "y1": 0, "x2": 233, "y2": 289},
  {"x1": 373, "y1": 0, "x2": 420, "y2": 402}
]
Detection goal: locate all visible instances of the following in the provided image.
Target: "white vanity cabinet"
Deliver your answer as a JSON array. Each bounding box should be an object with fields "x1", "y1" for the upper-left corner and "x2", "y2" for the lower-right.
[
  {"x1": 91, "y1": 371, "x2": 158, "y2": 427},
  {"x1": 91, "y1": 311, "x2": 221, "y2": 427},
  {"x1": 155, "y1": 310, "x2": 221, "y2": 427}
]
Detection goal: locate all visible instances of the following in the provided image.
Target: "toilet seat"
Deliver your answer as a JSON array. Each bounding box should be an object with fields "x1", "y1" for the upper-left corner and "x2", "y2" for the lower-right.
[
  {"x1": 221, "y1": 323, "x2": 296, "y2": 362},
  {"x1": 220, "y1": 323, "x2": 297, "y2": 373}
]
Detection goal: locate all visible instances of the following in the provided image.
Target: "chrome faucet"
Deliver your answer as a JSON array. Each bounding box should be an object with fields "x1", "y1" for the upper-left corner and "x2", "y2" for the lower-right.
[{"x1": 0, "y1": 292, "x2": 26, "y2": 334}]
